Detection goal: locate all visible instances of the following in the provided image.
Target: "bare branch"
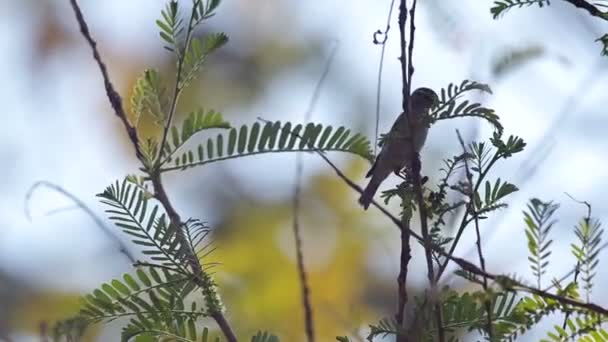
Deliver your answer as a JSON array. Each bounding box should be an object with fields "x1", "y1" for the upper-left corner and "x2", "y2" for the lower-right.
[
  {"x1": 68, "y1": 0, "x2": 143, "y2": 161},
  {"x1": 25, "y1": 180, "x2": 135, "y2": 263}
]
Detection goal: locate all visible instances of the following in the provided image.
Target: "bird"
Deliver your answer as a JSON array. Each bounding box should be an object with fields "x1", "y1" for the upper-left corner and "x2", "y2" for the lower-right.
[{"x1": 359, "y1": 87, "x2": 438, "y2": 209}]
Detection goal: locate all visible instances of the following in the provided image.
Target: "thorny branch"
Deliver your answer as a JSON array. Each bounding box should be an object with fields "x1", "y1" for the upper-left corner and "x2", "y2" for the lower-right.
[
  {"x1": 398, "y1": 0, "x2": 445, "y2": 340},
  {"x1": 69, "y1": 2, "x2": 237, "y2": 341},
  {"x1": 68, "y1": 0, "x2": 143, "y2": 161}
]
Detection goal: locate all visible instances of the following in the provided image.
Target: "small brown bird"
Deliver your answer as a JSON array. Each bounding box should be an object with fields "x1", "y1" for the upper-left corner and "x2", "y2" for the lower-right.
[{"x1": 359, "y1": 87, "x2": 438, "y2": 209}]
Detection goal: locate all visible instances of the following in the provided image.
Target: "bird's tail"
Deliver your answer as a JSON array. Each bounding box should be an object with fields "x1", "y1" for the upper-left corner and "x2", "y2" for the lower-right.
[{"x1": 359, "y1": 177, "x2": 381, "y2": 210}]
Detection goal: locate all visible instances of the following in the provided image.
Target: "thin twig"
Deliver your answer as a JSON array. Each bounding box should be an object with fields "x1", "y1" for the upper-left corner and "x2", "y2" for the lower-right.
[
  {"x1": 68, "y1": 0, "x2": 143, "y2": 161},
  {"x1": 69, "y1": 2, "x2": 237, "y2": 340},
  {"x1": 373, "y1": 0, "x2": 397, "y2": 156},
  {"x1": 395, "y1": 3, "x2": 411, "y2": 340},
  {"x1": 395, "y1": 212, "x2": 412, "y2": 337},
  {"x1": 292, "y1": 41, "x2": 337, "y2": 342},
  {"x1": 398, "y1": 0, "x2": 445, "y2": 340},
  {"x1": 456, "y1": 131, "x2": 493, "y2": 340},
  {"x1": 25, "y1": 180, "x2": 136, "y2": 263},
  {"x1": 562, "y1": 0, "x2": 607, "y2": 20}
]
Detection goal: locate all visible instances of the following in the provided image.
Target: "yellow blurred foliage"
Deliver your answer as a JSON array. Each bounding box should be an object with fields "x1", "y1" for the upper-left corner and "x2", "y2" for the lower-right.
[
  {"x1": 212, "y1": 159, "x2": 384, "y2": 341},
  {"x1": 11, "y1": 291, "x2": 100, "y2": 340}
]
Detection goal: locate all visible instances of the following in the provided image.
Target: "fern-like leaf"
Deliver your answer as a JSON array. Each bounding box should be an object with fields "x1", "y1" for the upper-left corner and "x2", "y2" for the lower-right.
[
  {"x1": 194, "y1": 0, "x2": 223, "y2": 23},
  {"x1": 429, "y1": 80, "x2": 502, "y2": 132},
  {"x1": 123, "y1": 315, "x2": 218, "y2": 341},
  {"x1": 79, "y1": 266, "x2": 197, "y2": 323},
  {"x1": 181, "y1": 33, "x2": 228, "y2": 88},
  {"x1": 163, "y1": 108, "x2": 230, "y2": 162},
  {"x1": 571, "y1": 217, "x2": 603, "y2": 301},
  {"x1": 473, "y1": 178, "x2": 518, "y2": 218},
  {"x1": 597, "y1": 33, "x2": 608, "y2": 56},
  {"x1": 491, "y1": 0, "x2": 552, "y2": 19},
  {"x1": 251, "y1": 331, "x2": 280, "y2": 342},
  {"x1": 161, "y1": 121, "x2": 373, "y2": 172},
  {"x1": 130, "y1": 69, "x2": 168, "y2": 127},
  {"x1": 523, "y1": 198, "x2": 559, "y2": 289},
  {"x1": 543, "y1": 313, "x2": 606, "y2": 341},
  {"x1": 97, "y1": 178, "x2": 190, "y2": 274},
  {"x1": 156, "y1": 0, "x2": 184, "y2": 53},
  {"x1": 367, "y1": 318, "x2": 404, "y2": 341}
]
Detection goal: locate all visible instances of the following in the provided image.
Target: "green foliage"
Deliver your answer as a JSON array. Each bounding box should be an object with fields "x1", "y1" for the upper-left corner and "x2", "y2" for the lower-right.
[
  {"x1": 251, "y1": 331, "x2": 280, "y2": 342},
  {"x1": 490, "y1": 131, "x2": 526, "y2": 158},
  {"x1": 598, "y1": 34, "x2": 608, "y2": 56},
  {"x1": 131, "y1": 69, "x2": 168, "y2": 126},
  {"x1": 523, "y1": 198, "x2": 559, "y2": 288},
  {"x1": 427, "y1": 154, "x2": 467, "y2": 248},
  {"x1": 162, "y1": 121, "x2": 374, "y2": 172},
  {"x1": 490, "y1": 0, "x2": 552, "y2": 19},
  {"x1": 495, "y1": 294, "x2": 560, "y2": 341},
  {"x1": 123, "y1": 317, "x2": 219, "y2": 341},
  {"x1": 79, "y1": 267, "x2": 197, "y2": 323},
  {"x1": 572, "y1": 217, "x2": 603, "y2": 300},
  {"x1": 52, "y1": 317, "x2": 88, "y2": 341},
  {"x1": 416, "y1": 290, "x2": 521, "y2": 340},
  {"x1": 193, "y1": 0, "x2": 222, "y2": 22},
  {"x1": 474, "y1": 178, "x2": 518, "y2": 218},
  {"x1": 75, "y1": 265, "x2": 214, "y2": 341},
  {"x1": 97, "y1": 178, "x2": 190, "y2": 274},
  {"x1": 429, "y1": 80, "x2": 503, "y2": 133},
  {"x1": 181, "y1": 33, "x2": 228, "y2": 88},
  {"x1": 542, "y1": 314, "x2": 607, "y2": 341},
  {"x1": 367, "y1": 318, "x2": 404, "y2": 341},
  {"x1": 156, "y1": 0, "x2": 224, "y2": 55},
  {"x1": 156, "y1": 0, "x2": 183, "y2": 52},
  {"x1": 380, "y1": 181, "x2": 417, "y2": 221},
  {"x1": 163, "y1": 108, "x2": 230, "y2": 163}
]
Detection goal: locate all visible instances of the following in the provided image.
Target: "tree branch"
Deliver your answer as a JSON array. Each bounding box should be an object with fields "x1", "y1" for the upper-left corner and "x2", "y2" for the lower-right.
[
  {"x1": 25, "y1": 181, "x2": 136, "y2": 263},
  {"x1": 398, "y1": 0, "x2": 445, "y2": 340},
  {"x1": 69, "y1": 2, "x2": 237, "y2": 340},
  {"x1": 68, "y1": 0, "x2": 143, "y2": 161},
  {"x1": 562, "y1": 0, "x2": 607, "y2": 20}
]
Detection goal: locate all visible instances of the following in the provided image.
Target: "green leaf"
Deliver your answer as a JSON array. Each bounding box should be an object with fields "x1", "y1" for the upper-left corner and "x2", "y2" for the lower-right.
[
  {"x1": 181, "y1": 33, "x2": 229, "y2": 88},
  {"x1": 157, "y1": 1, "x2": 183, "y2": 52},
  {"x1": 251, "y1": 331, "x2": 280, "y2": 342},
  {"x1": 163, "y1": 121, "x2": 373, "y2": 172},
  {"x1": 429, "y1": 80, "x2": 502, "y2": 132},
  {"x1": 490, "y1": 0, "x2": 551, "y2": 19},
  {"x1": 130, "y1": 69, "x2": 167, "y2": 127},
  {"x1": 163, "y1": 108, "x2": 230, "y2": 162},
  {"x1": 523, "y1": 198, "x2": 559, "y2": 288}
]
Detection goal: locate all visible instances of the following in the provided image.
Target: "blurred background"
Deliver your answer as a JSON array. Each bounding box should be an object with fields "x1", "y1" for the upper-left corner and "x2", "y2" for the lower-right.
[{"x1": 0, "y1": 0, "x2": 607, "y2": 340}]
